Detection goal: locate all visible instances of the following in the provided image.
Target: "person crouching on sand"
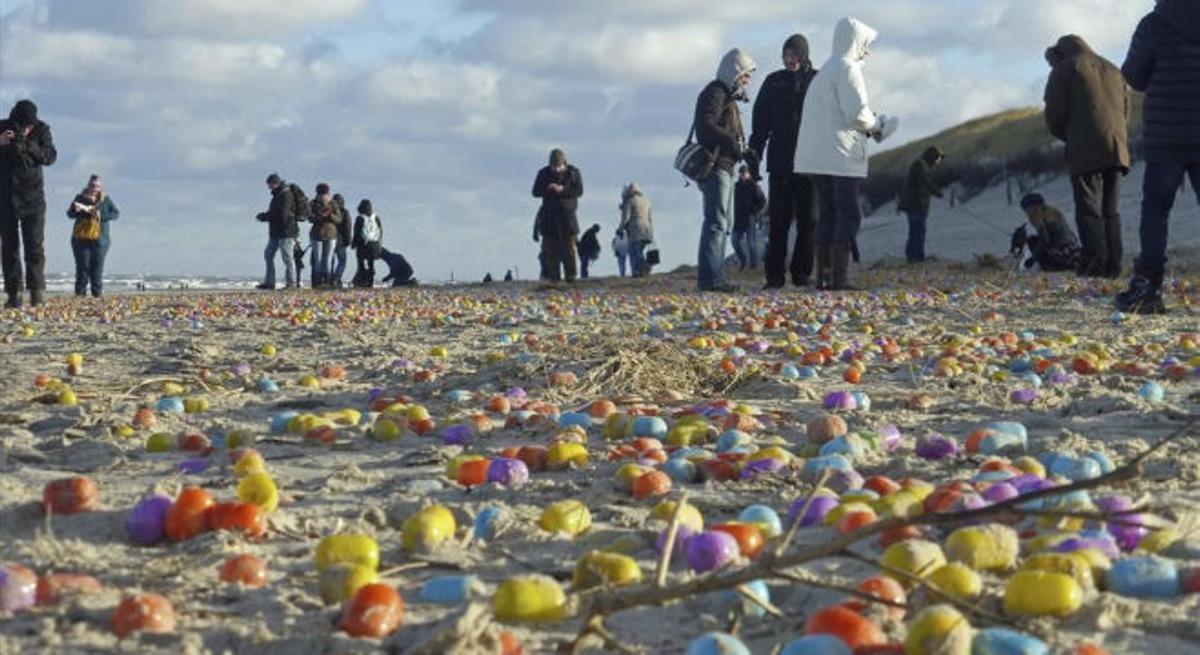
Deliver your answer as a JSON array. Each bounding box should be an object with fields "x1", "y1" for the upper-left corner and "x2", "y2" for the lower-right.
[
  {"x1": 1017, "y1": 193, "x2": 1081, "y2": 272},
  {"x1": 66, "y1": 174, "x2": 119, "y2": 297}
]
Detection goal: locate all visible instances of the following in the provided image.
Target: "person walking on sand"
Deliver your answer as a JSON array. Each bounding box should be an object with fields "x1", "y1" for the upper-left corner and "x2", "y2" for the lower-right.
[
  {"x1": 619, "y1": 182, "x2": 654, "y2": 278},
  {"x1": 332, "y1": 193, "x2": 352, "y2": 289},
  {"x1": 1044, "y1": 34, "x2": 1131, "y2": 279},
  {"x1": 255, "y1": 173, "x2": 298, "y2": 290},
  {"x1": 612, "y1": 228, "x2": 629, "y2": 277},
  {"x1": 0, "y1": 99, "x2": 57, "y2": 308},
  {"x1": 352, "y1": 199, "x2": 383, "y2": 288},
  {"x1": 1018, "y1": 193, "x2": 1081, "y2": 272},
  {"x1": 733, "y1": 164, "x2": 766, "y2": 270},
  {"x1": 308, "y1": 183, "x2": 340, "y2": 289},
  {"x1": 694, "y1": 48, "x2": 758, "y2": 292},
  {"x1": 750, "y1": 34, "x2": 819, "y2": 289},
  {"x1": 897, "y1": 146, "x2": 945, "y2": 263},
  {"x1": 577, "y1": 223, "x2": 601, "y2": 279},
  {"x1": 1116, "y1": 0, "x2": 1200, "y2": 315},
  {"x1": 794, "y1": 18, "x2": 898, "y2": 291},
  {"x1": 66, "y1": 175, "x2": 119, "y2": 297},
  {"x1": 532, "y1": 148, "x2": 583, "y2": 283}
]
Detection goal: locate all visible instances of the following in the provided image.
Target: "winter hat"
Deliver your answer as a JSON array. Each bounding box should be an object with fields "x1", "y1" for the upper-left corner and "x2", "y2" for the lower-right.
[
  {"x1": 782, "y1": 34, "x2": 812, "y2": 69},
  {"x1": 266, "y1": 173, "x2": 282, "y2": 185},
  {"x1": 1020, "y1": 193, "x2": 1045, "y2": 210},
  {"x1": 717, "y1": 48, "x2": 756, "y2": 90},
  {"x1": 315, "y1": 182, "x2": 330, "y2": 196},
  {"x1": 357, "y1": 199, "x2": 373, "y2": 215},
  {"x1": 9, "y1": 99, "x2": 37, "y2": 127},
  {"x1": 549, "y1": 148, "x2": 567, "y2": 167}
]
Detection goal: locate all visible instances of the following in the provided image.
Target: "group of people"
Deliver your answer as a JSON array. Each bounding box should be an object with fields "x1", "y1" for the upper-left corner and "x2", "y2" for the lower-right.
[{"x1": 253, "y1": 175, "x2": 412, "y2": 290}]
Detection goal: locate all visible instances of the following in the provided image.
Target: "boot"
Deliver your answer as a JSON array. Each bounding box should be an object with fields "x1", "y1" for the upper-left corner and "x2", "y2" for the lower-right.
[
  {"x1": 311, "y1": 273, "x2": 323, "y2": 289},
  {"x1": 1115, "y1": 276, "x2": 1166, "y2": 315},
  {"x1": 830, "y1": 242, "x2": 855, "y2": 291},
  {"x1": 815, "y1": 244, "x2": 832, "y2": 290},
  {"x1": 30, "y1": 290, "x2": 43, "y2": 307},
  {"x1": 4, "y1": 292, "x2": 19, "y2": 309}
]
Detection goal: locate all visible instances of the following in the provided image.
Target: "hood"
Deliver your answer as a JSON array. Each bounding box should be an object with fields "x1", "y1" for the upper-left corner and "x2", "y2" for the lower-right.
[
  {"x1": 832, "y1": 17, "x2": 877, "y2": 63},
  {"x1": 922, "y1": 146, "x2": 944, "y2": 165},
  {"x1": 624, "y1": 182, "x2": 641, "y2": 198},
  {"x1": 1157, "y1": 0, "x2": 1200, "y2": 42},
  {"x1": 782, "y1": 34, "x2": 812, "y2": 71},
  {"x1": 9, "y1": 99, "x2": 38, "y2": 127},
  {"x1": 717, "y1": 47, "x2": 757, "y2": 90},
  {"x1": 1046, "y1": 35, "x2": 1093, "y2": 64}
]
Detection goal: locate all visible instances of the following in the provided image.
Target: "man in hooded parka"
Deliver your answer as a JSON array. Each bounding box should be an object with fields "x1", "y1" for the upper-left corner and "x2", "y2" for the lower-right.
[
  {"x1": 750, "y1": 34, "x2": 820, "y2": 289},
  {"x1": 793, "y1": 18, "x2": 894, "y2": 291}
]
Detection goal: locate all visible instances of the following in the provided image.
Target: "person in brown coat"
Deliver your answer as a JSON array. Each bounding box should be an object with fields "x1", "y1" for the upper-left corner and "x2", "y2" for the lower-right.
[
  {"x1": 308, "y1": 182, "x2": 341, "y2": 288},
  {"x1": 1043, "y1": 34, "x2": 1131, "y2": 279}
]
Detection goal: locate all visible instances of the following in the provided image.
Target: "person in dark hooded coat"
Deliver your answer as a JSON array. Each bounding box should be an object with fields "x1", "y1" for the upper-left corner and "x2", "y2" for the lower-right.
[
  {"x1": 749, "y1": 34, "x2": 819, "y2": 288},
  {"x1": 1116, "y1": 0, "x2": 1200, "y2": 315},
  {"x1": 577, "y1": 223, "x2": 601, "y2": 279},
  {"x1": 897, "y1": 146, "x2": 945, "y2": 263},
  {"x1": 1044, "y1": 34, "x2": 1131, "y2": 279},
  {"x1": 0, "y1": 99, "x2": 57, "y2": 308},
  {"x1": 532, "y1": 148, "x2": 583, "y2": 283}
]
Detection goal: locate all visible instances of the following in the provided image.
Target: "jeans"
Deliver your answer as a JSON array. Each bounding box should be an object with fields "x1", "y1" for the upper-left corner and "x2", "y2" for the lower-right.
[
  {"x1": 579, "y1": 256, "x2": 592, "y2": 279},
  {"x1": 904, "y1": 211, "x2": 927, "y2": 262},
  {"x1": 814, "y1": 175, "x2": 862, "y2": 246},
  {"x1": 698, "y1": 168, "x2": 734, "y2": 290},
  {"x1": 333, "y1": 244, "x2": 348, "y2": 282},
  {"x1": 1135, "y1": 161, "x2": 1200, "y2": 285},
  {"x1": 732, "y1": 221, "x2": 758, "y2": 269},
  {"x1": 263, "y1": 237, "x2": 296, "y2": 287},
  {"x1": 616, "y1": 253, "x2": 627, "y2": 277},
  {"x1": 629, "y1": 242, "x2": 647, "y2": 276},
  {"x1": 766, "y1": 173, "x2": 818, "y2": 285},
  {"x1": 313, "y1": 239, "x2": 334, "y2": 281},
  {"x1": 1071, "y1": 169, "x2": 1123, "y2": 276},
  {"x1": 71, "y1": 239, "x2": 108, "y2": 296},
  {"x1": 0, "y1": 203, "x2": 46, "y2": 295}
]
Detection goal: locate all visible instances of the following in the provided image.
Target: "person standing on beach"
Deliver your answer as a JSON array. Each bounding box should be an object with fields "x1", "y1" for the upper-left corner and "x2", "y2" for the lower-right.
[
  {"x1": 309, "y1": 183, "x2": 340, "y2": 289},
  {"x1": 612, "y1": 228, "x2": 629, "y2": 277},
  {"x1": 1116, "y1": 0, "x2": 1200, "y2": 315},
  {"x1": 66, "y1": 175, "x2": 119, "y2": 297},
  {"x1": 577, "y1": 223, "x2": 601, "y2": 279},
  {"x1": 256, "y1": 173, "x2": 298, "y2": 290},
  {"x1": 619, "y1": 182, "x2": 654, "y2": 278},
  {"x1": 733, "y1": 164, "x2": 766, "y2": 271},
  {"x1": 694, "y1": 48, "x2": 757, "y2": 292},
  {"x1": 750, "y1": 34, "x2": 819, "y2": 289},
  {"x1": 897, "y1": 146, "x2": 945, "y2": 263},
  {"x1": 1044, "y1": 34, "x2": 1131, "y2": 279},
  {"x1": 795, "y1": 18, "x2": 896, "y2": 291},
  {"x1": 352, "y1": 199, "x2": 382, "y2": 288},
  {"x1": 532, "y1": 148, "x2": 583, "y2": 283},
  {"x1": 332, "y1": 193, "x2": 352, "y2": 289},
  {"x1": 0, "y1": 99, "x2": 57, "y2": 308}
]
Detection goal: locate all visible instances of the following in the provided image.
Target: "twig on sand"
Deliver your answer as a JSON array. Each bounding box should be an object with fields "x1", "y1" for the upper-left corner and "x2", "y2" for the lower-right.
[
  {"x1": 775, "y1": 469, "x2": 832, "y2": 558},
  {"x1": 655, "y1": 491, "x2": 689, "y2": 588},
  {"x1": 119, "y1": 375, "x2": 215, "y2": 398},
  {"x1": 378, "y1": 562, "x2": 429, "y2": 578}
]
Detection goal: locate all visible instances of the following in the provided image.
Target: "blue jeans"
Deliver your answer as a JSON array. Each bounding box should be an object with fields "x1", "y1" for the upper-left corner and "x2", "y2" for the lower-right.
[
  {"x1": 732, "y1": 222, "x2": 758, "y2": 269},
  {"x1": 904, "y1": 211, "x2": 927, "y2": 262},
  {"x1": 1135, "y1": 161, "x2": 1200, "y2": 284},
  {"x1": 263, "y1": 237, "x2": 296, "y2": 287},
  {"x1": 629, "y1": 243, "x2": 647, "y2": 276},
  {"x1": 616, "y1": 253, "x2": 627, "y2": 277},
  {"x1": 698, "y1": 168, "x2": 734, "y2": 290},
  {"x1": 313, "y1": 239, "x2": 334, "y2": 280},
  {"x1": 333, "y1": 244, "x2": 348, "y2": 282},
  {"x1": 71, "y1": 239, "x2": 108, "y2": 296}
]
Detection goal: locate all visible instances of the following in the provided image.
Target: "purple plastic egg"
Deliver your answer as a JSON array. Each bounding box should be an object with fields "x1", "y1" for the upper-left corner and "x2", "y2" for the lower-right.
[
  {"x1": 823, "y1": 391, "x2": 857, "y2": 411},
  {"x1": 0, "y1": 564, "x2": 37, "y2": 613},
  {"x1": 982, "y1": 482, "x2": 1020, "y2": 504},
  {"x1": 1055, "y1": 536, "x2": 1121, "y2": 559},
  {"x1": 878, "y1": 424, "x2": 902, "y2": 451},
  {"x1": 657, "y1": 525, "x2": 697, "y2": 562},
  {"x1": 177, "y1": 458, "x2": 210, "y2": 475},
  {"x1": 441, "y1": 424, "x2": 474, "y2": 446},
  {"x1": 916, "y1": 433, "x2": 958, "y2": 460},
  {"x1": 125, "y1": 493, "x2": 173, "y2": 546},
  {"x1": 230, "y1": 363, "x2": 252, "y2": 377},
  {"x1": 1010, "y1": 388, "x2": 1038, "y2": 405},
  {"x1": 825, "y1": 468, "x2": 865, "y2": 493},
  {"x1": 486, "y1": 458, "x2": 529, "y2": 487},
  {"x1": 788, "y1": 495, "x2": 839, "y2": 527},
  {"x1": 505, "y1": 386, "x2": 527, "y2": 400},
  {"x1": 686, "y1": 531, "x2": 740, "y2": 572},
  {"x1": 741, "y1": 458, "x2": 786, "y2": 480}
]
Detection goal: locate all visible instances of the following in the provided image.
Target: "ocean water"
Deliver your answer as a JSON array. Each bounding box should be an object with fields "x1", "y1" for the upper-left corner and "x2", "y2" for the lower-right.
[{"x1": 44, "y1": 272, "x2": 260, "y2": 293}]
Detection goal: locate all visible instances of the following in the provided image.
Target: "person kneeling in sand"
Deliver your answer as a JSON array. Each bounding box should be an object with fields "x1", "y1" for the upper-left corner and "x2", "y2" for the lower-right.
[
  {"x1": 378, "y1": 248, "x2": 417, "y2": 287},
  {"x1": 1017, "y1": 193, "x2": 1081, "y2": 272}
]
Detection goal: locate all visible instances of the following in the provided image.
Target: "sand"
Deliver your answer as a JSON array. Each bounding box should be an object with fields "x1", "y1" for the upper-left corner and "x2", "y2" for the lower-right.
[{"x1": 0, "y1": 264, "x2": 1197, "y2": 654}]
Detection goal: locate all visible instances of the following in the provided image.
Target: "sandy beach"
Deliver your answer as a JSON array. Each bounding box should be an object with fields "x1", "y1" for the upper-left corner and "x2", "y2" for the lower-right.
[{"x1": 1, "y1": 263, "x2": 1197, "y2": 655}]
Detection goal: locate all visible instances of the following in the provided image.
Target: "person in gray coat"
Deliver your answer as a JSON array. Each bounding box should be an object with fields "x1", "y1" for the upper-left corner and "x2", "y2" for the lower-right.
[{"x1": 619, "y1": 182, "x2": 654, "y2": 277}]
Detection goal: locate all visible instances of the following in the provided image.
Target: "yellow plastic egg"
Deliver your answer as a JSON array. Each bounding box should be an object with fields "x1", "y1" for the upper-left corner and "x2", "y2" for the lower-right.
[
  {"x1": 539, "y1": 500, "x2": 591, "y2": 537},
  {"x1": 573, "y1": 551, "x2": 643, "y2": 589},
  {"x1": 650, "y1": 500, "x2": 704, "y2": 533},
  {"x1": 1138, "y1": 528, "x2": 1180, "y2": 554},
  {"x1": 406, "y1": 405, "x2": 431, "y2": 422},
  {"x1": 926, "y1": 563, "x2": 982, "y2": 601},
  {"x1": 237, "y1": 472, "x2": 279, "y2": 513},
  {"x1": 602, "y1": 414, "x2": 633, "y2": 440},
  {"x1": 298, "y1": 375, "x2": 320, "y2": 389},
  {"x1": 372, "y1": 416, "x2": 403, "y2": 441},
  {"x1": 1012, "y1": 456, "x2": 1045, "y2": 477},
  {"x1": 492, "y1": 575, "x2": 568, "y2": 622},
  {"x1": 546, "y1": 442, "x2": 588, "y2": 470},
  {"x1": 233, "y1": 450, "x2": 267, "y2": 476},
  {"x1": 614, "y1": 463, "x2": 651, "y2": 491},
  {"x1": 402, "y1": 504, "x2": 457, "y2": 553},
  {"x1": 944, "y1": 523, "x2": 1018, "y2": 571},
  {"x1": 1021, "y1": 552, "x2": 1096, "y2": 591},
  {"x1": 315, "y1": 534, "x2": 380, "y2": 571},
  {"x1": 445, "y1": 454, "x2": 487, "y2": 481},
  {"x1": 905, "y1": 604, "x2": 973, "y2": 655},
  {"x1": 430, "y1": 346, "x2": 449, "y2": 358},
  {"x1": 112, "y1": 424, "x2": 135, "y2": 438},
  {"x1": 318, "y1": 563, "x2": 378, "y2": 605},
  {"x1": 881, "y1": 540, "x2": 947, "y2": 588},
  {"x1": 260, "y1": 344, "x2": 277, "y2": 356},
  {"x1": 58, "y1": 388, "x2": 77, "y2": 406},
  {"x1": 1003, "y1": 570, "x2": 1082, "y2": 616}
]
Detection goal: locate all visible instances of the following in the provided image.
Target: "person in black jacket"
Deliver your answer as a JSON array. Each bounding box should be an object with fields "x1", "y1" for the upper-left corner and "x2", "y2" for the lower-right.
[
  {"x1": 332, "y1": 193, "x2": 352, "y2": 289},
  {"x1": 532, "y1": 148, "x2": 583, "y2": 283},
  {"x1": 0, "y1": 100, "x2": 57, "y2": 308},
  {"x1": 1117, "y1": 0, "x2": 1200, "y2": 314},
  {"x1": 695, "y1": 48, "x2": 757, "y2": 292},
  {"x1": 577, "y1": 223, "x2": 601, "y2": 279},
  {"x1": 733, "y1": 165, "x2": 766, "y2": 270},
  {"x1": 749, "y1": 35, "x2": 818, "y2": 289},
  {"x1": 255, "y1": 173, "x2": 298, "y2": 290},
  {"x1": 897, "y1": 146, "x2": 945, "y2": 263}
]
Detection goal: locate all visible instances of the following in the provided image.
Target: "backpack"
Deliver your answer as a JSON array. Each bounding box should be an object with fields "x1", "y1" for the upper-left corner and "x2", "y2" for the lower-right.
[{"x1": 289, "y1": 184, "x2": 311, "y2": 219}]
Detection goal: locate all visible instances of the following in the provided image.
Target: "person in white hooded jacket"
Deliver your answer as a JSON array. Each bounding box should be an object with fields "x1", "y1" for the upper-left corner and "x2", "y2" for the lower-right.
[
  {"x1": 794, "y1": 17, "x2": 896, "y2": 290},
  {"x1": 693, "y1": 47, "x2": 757, "y2": 292}
]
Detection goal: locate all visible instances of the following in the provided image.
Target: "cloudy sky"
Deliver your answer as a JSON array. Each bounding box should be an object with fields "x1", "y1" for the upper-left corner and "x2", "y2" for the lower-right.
[{"x1": 0, "y1": 0, "x2": 1154, "y2": 281}]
